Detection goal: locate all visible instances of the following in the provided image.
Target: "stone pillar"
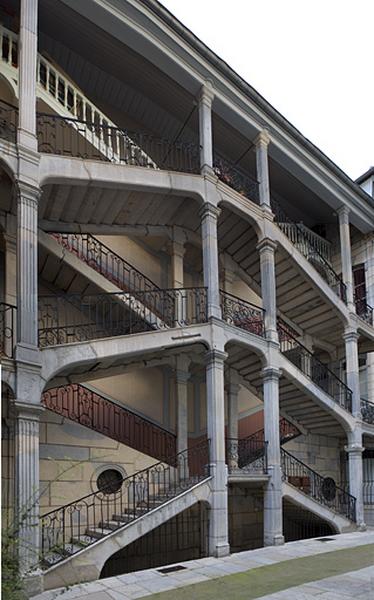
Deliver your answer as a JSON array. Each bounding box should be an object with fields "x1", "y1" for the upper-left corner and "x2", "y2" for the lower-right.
[
  {"x1": 16, "y1": 183, "x2": 40, "y2": 354},
  {"x1": 17, "y1": 0, "x2": 38, "y2": 150},
  {"x1": 200, "y1": 203, "x2": 221, "y2": 319},
  {"x1": 227, "y1": 370, "x2": 240, "y2": 470},
  {"x1": 257, "y1": 239, "x2": 278, "y2": 342},
  {"x1": 338, "y1": 206, "x2": 354, "y2": 310},
  {"x1": 343, "y1": 328, "x2": 361, "y2": 417},
  {"x1": 365, "y1": 236, "x2": 374, "y2": 402},
  {"x1": 346, "y1": 429, "x2": 366, "y2": 529},
  {"x1": 170, "y1": 235, "x2": 186, "y2": 324},
  {"x1": 175, "y1": 355, "x2": 190, "y2": 456},
  {"x1": 197, "y1": 81, "x2": 214, "y2": 175},
  {"x1": 255, "y1": 130, "x2": 271, "y2": 210},
  {"x1": 205, "y1": 349, "x2": 230, "y2": 557},
  {"x1": 14, "y1": 402, "x2": 43, "y2": 574},
  {"x1": 262, "y1": 367, "x2": 284, "y2": 546}
]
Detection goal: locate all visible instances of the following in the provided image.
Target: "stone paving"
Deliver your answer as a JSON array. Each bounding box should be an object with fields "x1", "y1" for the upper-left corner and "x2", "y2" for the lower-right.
[{"x1": 34, "y1": 530, "x2": 374, "y2": 600}]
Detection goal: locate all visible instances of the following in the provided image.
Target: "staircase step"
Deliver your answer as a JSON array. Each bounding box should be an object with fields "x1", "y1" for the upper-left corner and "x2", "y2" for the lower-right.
[
  {"x1": 42, "y1": 551, "x2": 65, "y2": 568},
  {"x1": 99, "y1": 519, "x2": 128, "y2": 531},
  {"x1": 71, "y1": 535, "x2": 97, "y2": 547},
  {"x1": 85, "y1": 527, "x2": 113, "y2": 539}
]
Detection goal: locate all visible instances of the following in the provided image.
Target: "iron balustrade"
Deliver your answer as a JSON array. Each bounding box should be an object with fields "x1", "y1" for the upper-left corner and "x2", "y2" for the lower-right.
[
  {"x1": 355, "y1": 296, "x2": 374, "y2": 326},
  {"x1": 278, "y1": 320, "x2": 352, "y2": 412},
  {"x1": 36, "y1": 113, "x2": 200, "y2": 173},
  {"x1": 51, "y1": 233, "x2": 160, "y2": 294},
  {"x1": 226, "y1": 437, "x2": 268, "y2": 474},
  {"x1": 38, "y1": 288, "x2": 208, "y2": 347},
  {"x1": 213, "y1": 154, "x2": 260, "y2": 204},
  {"x1": 0, "y1": 302, "x2": 16, "y2": 359},
  {"x1": 40, "y1": 439, "x2": 210, "y2": 565},
  {"x1": 0, "y1": 99, "x2": 17, "y2": 143},
  {"x1": 361, "y1": 398, "x2": 374, "y2": 425},
  {"x1": 42, "y1": 384, "x2": 176, "y2": 463},
  {"x1": 271, "y1": 198, "x2": 347, "y2": 304},
  {"x1": 220, "y1": 290, "x2": 265, "y2": 337},
  {"x1": 281, "y1": 448, "x2": 356, "y2": 522}
]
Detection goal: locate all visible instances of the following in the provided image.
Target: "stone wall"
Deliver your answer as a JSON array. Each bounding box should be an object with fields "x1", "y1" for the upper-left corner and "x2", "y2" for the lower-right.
[
  {"x1": 228, "y1": 485, "x2": 264, "y2": 552},
  {"x1": 283, "y1": 432, "x2": 341, "y2": 482}
]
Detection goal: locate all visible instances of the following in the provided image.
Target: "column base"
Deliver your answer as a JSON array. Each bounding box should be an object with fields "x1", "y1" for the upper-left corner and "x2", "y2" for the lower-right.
[
  {"x1": 23, "y1": 569, "x2": 44, "y2": 598},
  {"x1": 211, "y1": 541, "x2": 230, "y2": 558},
  {"x1": 264, "y1": 534, "x2": 285, "y2": 547},
  {"x1": 357, "y1": 521, "x2": 367, "y2": 532}
]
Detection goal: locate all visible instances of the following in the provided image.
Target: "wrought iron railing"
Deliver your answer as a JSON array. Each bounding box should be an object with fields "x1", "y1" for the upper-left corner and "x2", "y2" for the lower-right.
[
  {"x1": 213, "y1": 154, "x2": 260, "y2": 204},
  {"x1": 220, "y1": 290, "x2": 265, "y2": 337},
  {"x1": 0, "y1": 302, "x2": 16, "y2": 359},
  {"x1": 281, "y1": 448, "x2": 356, "y2": 522},
  {"x1": 51, "y1": 233, "x2": 160, "y2": 294},
  {"x1": 271, "y1": 198, "x2": 347, "y2": 303},
  {"x1": 355, "y1": 296, "x2": 374, "y2": 326},
  {"x1": 40, "y1": 439, "x2": 210, "y2": 565},
  {"x1": 42, "y1": 384, "x2": 176, "y2": 463},
  {"x1": 226, "y1": 438, "x2": 268, "y2": 473},
  {"x1": 361, "y1": 398, "x2": 374, "y2": 425},
  {"x1": 0, "y1": 99, "x2": 17, "y2": 143},
  {"x1": 278, "y1": 320, "x2": 352, "y2": 412},
  {"x1": 38, "y1": 287, "x2": 207, "y2": 347},
  {"x1": 36, "y1": 113, "x2": 200, "y2": 173},
  {"x1": 226, "y1": 418, "x2": 300, "y2": 474}
]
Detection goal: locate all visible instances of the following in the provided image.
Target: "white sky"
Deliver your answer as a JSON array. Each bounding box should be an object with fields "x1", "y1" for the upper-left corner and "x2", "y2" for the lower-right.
[{"x1": 160, "y1": 0, "x2": 374, "y2": 181}]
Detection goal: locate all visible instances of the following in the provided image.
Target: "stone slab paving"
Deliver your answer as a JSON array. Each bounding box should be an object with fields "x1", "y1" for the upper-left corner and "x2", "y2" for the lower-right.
[{"x1": 34, "y1": 530, "x2": 374, "y2": 600}]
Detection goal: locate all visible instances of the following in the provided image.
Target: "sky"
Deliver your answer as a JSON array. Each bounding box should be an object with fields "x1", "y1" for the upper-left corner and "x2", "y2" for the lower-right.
[{"x1": 160, "y1": 0, "x2": 373, "y2": 181}]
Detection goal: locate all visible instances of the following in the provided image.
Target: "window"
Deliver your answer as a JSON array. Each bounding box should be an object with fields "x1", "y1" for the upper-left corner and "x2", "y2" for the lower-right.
[
  {"x1": 96, "y1": 468, "x2": 123, "y2": 494},
  {"x1": 353, "y1": 264, "x2": 366, "y2": 315}
]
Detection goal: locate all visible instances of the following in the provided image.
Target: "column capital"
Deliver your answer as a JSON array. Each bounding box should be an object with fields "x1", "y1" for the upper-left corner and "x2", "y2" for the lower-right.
[
  {"x1": 169, "y1": 239, "x2": 186, "y2": 259},
  {"x1": 204, "y1": 349, "x2": 228, "y2": 366},
  {"x1": 337, "y1": 205, "x2": 350, "y2": 221},
  {"x1": 17, "y1": 180, "x2": 40, "y2": 204},
  {"x1": 261, "y1": 366, "x2": 281, "y2": 382},
  {"x1": 256, "y1": 237, "x2": 277, "y2": 253},
  {"x1": 199, "y1": 202, "x2": 221, "y2": 221},
  {"x1": 343, "y1": 328, "x2": 359, "y2": 343},
  {"x1": 14, "y1": 401, "x2": 44, "y2": 421},
  {"x1": 175, "y1": 354, "x2": 191, "y2": 382},
  {"x1": 344, "y1": 444, "x2": 364, "y2": 454},
  {"x1": 254, "y1": 128, "x2": 271, "y2": 147},
  {"x1": 197, "y1": 80, "x2": 215, "y2": 106}
]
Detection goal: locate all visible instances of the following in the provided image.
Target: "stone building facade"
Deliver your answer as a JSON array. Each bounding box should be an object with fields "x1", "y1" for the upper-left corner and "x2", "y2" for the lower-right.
[{"x1": 0, "y1": 0, "x2": 374, "y2": 594}]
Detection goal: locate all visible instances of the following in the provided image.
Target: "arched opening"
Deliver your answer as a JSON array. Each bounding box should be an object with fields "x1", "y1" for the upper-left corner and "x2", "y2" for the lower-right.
[{"x1": 283, "y1": 499, "x2": 337, "y2": 541}]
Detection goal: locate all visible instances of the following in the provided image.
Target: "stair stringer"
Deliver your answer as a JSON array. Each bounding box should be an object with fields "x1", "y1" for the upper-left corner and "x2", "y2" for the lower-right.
[
  {"x1": 282, "y1": 481, "x2": 355, "y2": 535},
  {"x1": 42, "y1": 477, "x2": 212, "y2": 591}
]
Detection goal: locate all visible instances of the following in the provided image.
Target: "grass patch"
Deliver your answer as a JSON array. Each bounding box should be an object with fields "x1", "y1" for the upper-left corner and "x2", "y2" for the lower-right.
[{"x1": 146, "y1": 543, "x2": 374, "y2": 599}]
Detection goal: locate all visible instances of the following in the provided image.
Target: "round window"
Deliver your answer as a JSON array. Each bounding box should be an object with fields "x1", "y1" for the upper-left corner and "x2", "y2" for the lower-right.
[{"x1": 96, "y1": 469, "x2": 123, "y2": 494}]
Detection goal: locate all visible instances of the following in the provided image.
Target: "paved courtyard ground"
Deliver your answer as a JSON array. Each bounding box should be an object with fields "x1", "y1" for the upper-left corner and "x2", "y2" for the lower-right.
[{"x1": 35, "y1": 531, "x2": 374, "y2": 600}]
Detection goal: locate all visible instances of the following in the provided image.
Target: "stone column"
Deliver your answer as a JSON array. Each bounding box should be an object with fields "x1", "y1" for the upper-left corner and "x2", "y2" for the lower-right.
[
  {"x1": 17, "y1": 0, "x2": 38, "y2": 150},
  {"x1": 346, "y1": 429, "x2": 366, "y2": 529},
  {"x1": 170, "y1": 235, "x2": 186, "y2": 324},
  {"x1": 175, "y1": 356, "x2": 190, "y2": 456},
  {"x1": 205, "y1": 349, "x2": 230, "y2": 557},
  {"x1": 257, "y1": 239, "x2": 278, "y2": 342},
  {"x1": 227, "y1": 370, "x2": 240, "y2": 470},
  {"x1": 365, "y1": 236, "x2": 374, "y2": 402},
  {"x1": 338, "y1": 206, "x2": 354, "y2": 310},
  {"x1": 343, "y1": 327, "x2": 361, "y2": 417},
  {"x1": 197, "y1": 81, "x2": 214, "y2": 175},
  {"x1": 255, "y1": 129, "x2": 271, "y2": 210},
  {"x1": 16, "y1": 183, "x2": 40, "y2": 355},
  {"x1": 14, "y1": 402, "x2": 43, "y2": 575},
  {"x1": 262, "y1": 367, "x2": 284, "y2": 546},
  {"x1": 200, "y1": 203, "x2": 221, "y2": 319}
]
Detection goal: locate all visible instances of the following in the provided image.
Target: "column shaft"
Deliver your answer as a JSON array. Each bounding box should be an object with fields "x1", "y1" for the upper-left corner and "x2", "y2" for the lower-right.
[
  {"x1": 258, "y1": 239, "x2": 278, "y2": 341},
  {"x1": 200, "y1": 203, "x2": 221, "y2": 319},
  {"x1": 205, "y1": 349, "x2": 229, "y2": 557},
  {"x1": 227, "y1": 372, "x2": 240, "y2": 471},
  {"x1": 18, "y1": 0, "x2": 38, "y2": 149},
  {"x1": 344, "y1": 329, "x2": 361, "y2": 417},
  {"x1": 255, "y1": 130, "x2": 271, "y2": 209},
  {"x1": 338, "y1": 207, "x2": 354, "y2": 309},
  {"x1": 175, "y1": 356, "x2": 190, "y2": 455},
  {"x1": 263, "y1": 367, "x2": 284, "y2": 546},
  {"x1": 346, "y1": 430, "x2": 365, "y2": 529},
  {"x1": 198, "y1": 82, "x2": 214, "y2": 174}
]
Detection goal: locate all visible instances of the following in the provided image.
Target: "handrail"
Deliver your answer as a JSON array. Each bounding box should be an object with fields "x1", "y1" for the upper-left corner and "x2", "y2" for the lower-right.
[
  {"x1": 42, "y1": 384, "x2": 176, "y2": 463},
  {"x1": 40, "y1": 439, "x2": 210, "y2": 563},
  {"x1": 361, "y1": 397, "x2": 374, "y2": 425},
  {"x1": 51, "y1": 232, "x2": 160, "y2": 293},
  {"x1": 354, "y1": 295, "x2": 374, "y2": 326},
  {"x1": 0, "y1": 302, "x2": 17, "y2": 359},
  {"x1": 281, "y1": 447, "x2": 356, "y2": 522},
  {"x1": 277, "y1": 319, "x2": 352, "y2": 412},
  {"x1": 38, "y1": 287, "x2": 208, "y2": 347},
  {"x1": 220, "y1": 289, "x2": 265, "y2": 337},
  {"x1": 0, "y1": 98, "x2": 18, "y2": 143},
  {"x1": 271, "y1": 197, "x2": 347, "y2": 304}
]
